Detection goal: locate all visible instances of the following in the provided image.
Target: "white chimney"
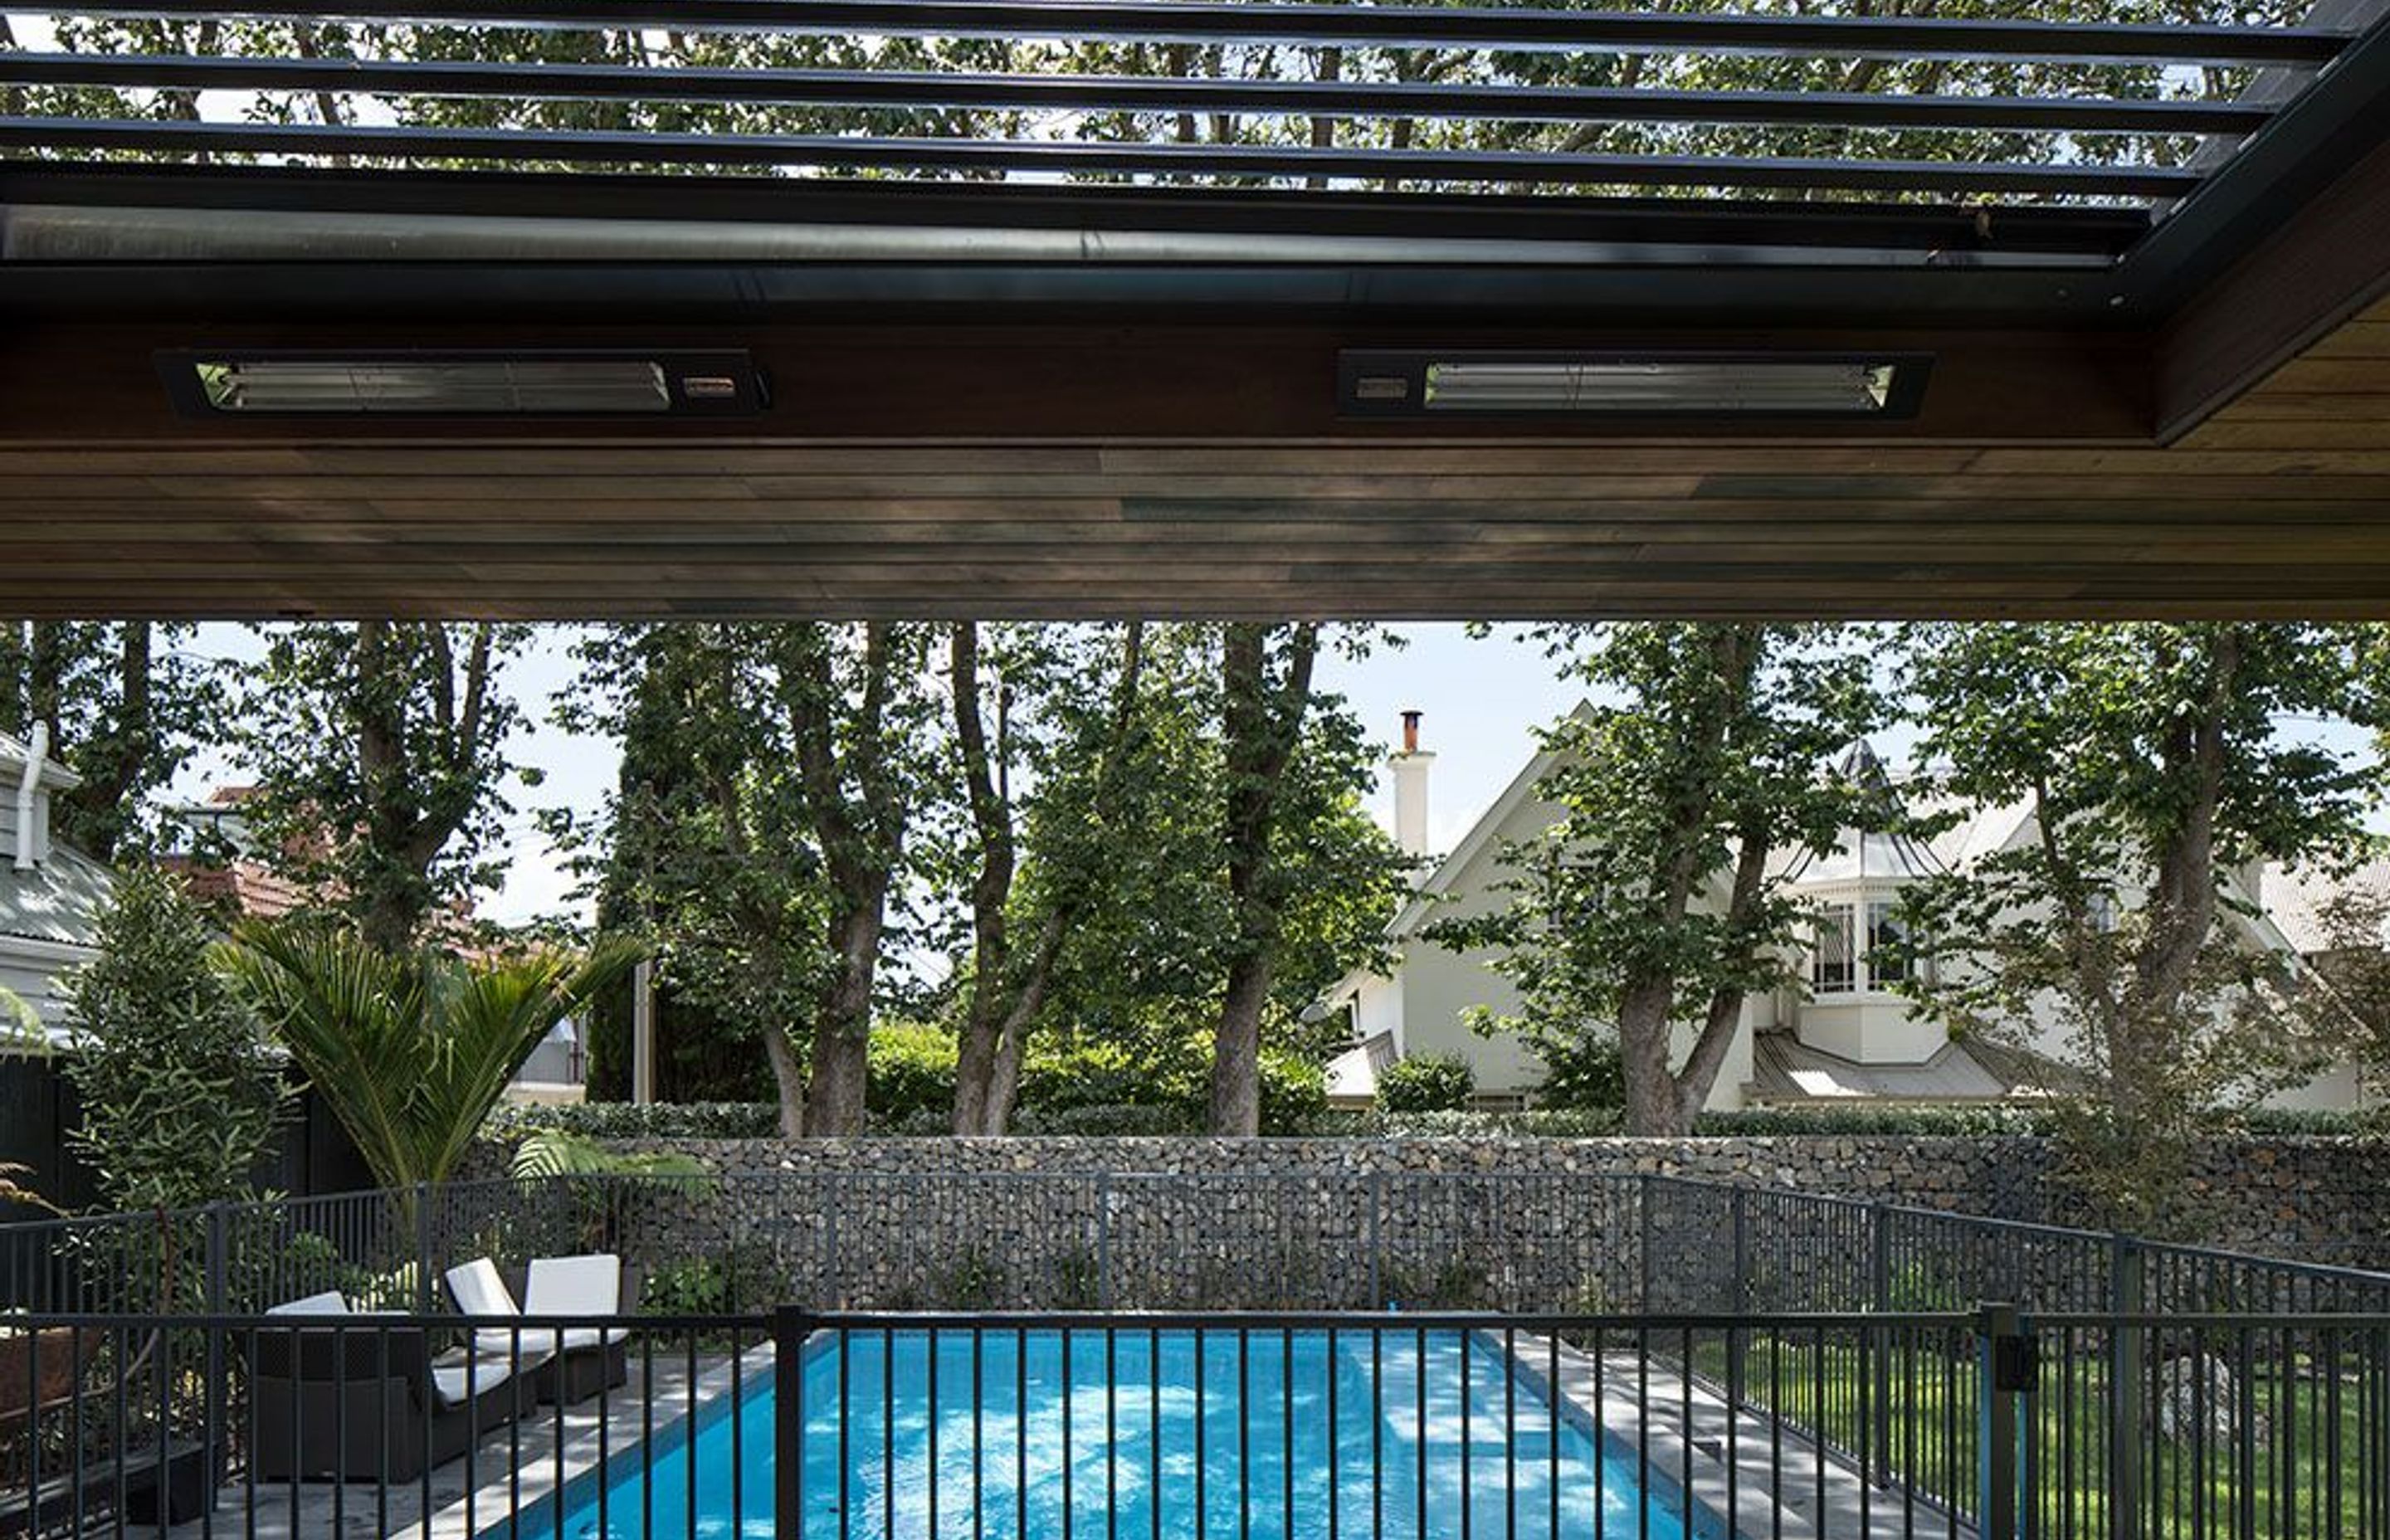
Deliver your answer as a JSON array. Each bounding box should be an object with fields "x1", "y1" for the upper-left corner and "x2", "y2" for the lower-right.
[
  {"x1": 15, "y1": 720, "x2": 48, "y2": 871},
  {"x1": 1390, "y1": 709, "x2": 1433, "y2": 859}
]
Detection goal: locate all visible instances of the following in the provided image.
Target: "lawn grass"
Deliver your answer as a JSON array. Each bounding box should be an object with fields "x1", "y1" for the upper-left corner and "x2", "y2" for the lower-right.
[{"x1": 1672, "y1": 1328, "x2": 2383, "y2": 1539}]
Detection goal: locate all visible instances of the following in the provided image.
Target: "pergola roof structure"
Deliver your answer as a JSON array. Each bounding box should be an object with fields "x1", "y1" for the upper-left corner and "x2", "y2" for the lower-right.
[{"x1": 4, "y1": 0, "x2": 2390, "y2": 618}]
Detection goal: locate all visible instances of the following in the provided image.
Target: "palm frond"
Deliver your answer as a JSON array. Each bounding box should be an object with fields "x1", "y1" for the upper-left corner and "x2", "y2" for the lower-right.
[{"x1": 222, "y1": 923, "x2": 644, "y2": 1194}]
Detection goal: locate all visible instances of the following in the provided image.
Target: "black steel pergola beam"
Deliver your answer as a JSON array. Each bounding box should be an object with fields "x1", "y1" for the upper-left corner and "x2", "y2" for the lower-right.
[
  {"x1": 0, "y1": 116, "x2": 2208, "y2": 197},
  {"x1": 0, "y1": 161, "x2": 2157, "y2": 257},
  {"x1": 0, "y1": 51, "x2": 2280, "y2": 136},
  {"x1": 59, "y1": 0, "x2": 2354, "y2": 66},
  {"x1": 2118, "y1": 7, "x2": 2390, "y2": 314}
]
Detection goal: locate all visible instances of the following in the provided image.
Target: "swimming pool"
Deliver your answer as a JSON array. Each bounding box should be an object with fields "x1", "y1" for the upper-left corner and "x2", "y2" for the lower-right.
[{"x1": 508, "y1": 1328, "x2": 1712, "y2": 1540}]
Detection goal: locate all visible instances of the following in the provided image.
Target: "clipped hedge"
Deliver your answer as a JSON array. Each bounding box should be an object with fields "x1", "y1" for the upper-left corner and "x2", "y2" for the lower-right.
[
  {"x1": 485, "y1": 1096, "x2": 2384, "y2": 1143},
  {"x1": 486, "y1": 1101, "x2": 781, "y2": 1140}
]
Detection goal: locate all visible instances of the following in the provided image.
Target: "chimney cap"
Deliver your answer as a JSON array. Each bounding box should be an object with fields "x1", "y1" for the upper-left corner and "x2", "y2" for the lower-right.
[{"x1": 1400, "y1": 709, "x2": 1422, "y2": 754}]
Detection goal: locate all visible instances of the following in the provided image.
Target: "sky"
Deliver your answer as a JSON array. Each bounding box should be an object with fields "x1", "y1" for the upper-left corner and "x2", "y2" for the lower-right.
[{"x1": 165, "y1": 623, "x2": 1594, "y2": 927}]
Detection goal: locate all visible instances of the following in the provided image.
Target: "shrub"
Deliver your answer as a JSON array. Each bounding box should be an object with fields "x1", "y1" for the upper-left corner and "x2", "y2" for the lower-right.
[
  {"x1": 868, "y1": 1021, "x2": 959, "y2": 1128},
  {"x1": 1529, "y1": 1031, "x2": 1627, "y2": 1113},
  {"x1": 1012, "y1": 1102, "x2": 1193, "y2": 1136},
  {"x1": 222, "y1": 921, "x2": 640, "y2": 1220},
  {"x1": 63, "y1": 863, "x2": 288, "y2": 1212},
  {"x1": 486, "y1": 1101, "x2": 779, "y2": 1141},
  {"x1": 1256, "y1": 1047, "x2": 1330, "y2": 1133},
  {"x1": 508, "y1": 1129, "x2": 712, "y2": 1181},
  {"x1": 1376, "y1": 1053, "x2": 1476, "y2": 1114}
]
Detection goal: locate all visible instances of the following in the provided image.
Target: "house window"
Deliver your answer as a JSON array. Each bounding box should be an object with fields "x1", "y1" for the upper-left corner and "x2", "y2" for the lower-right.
[
  {"x1": 2086, "y1": 891, "x2": 2119, "y2": 933},
  {"x1": 1812, "y1": 905, "x2": 1856, "y2": 993},
  {"x1": 1866, "y1": 900, "x2": 1914, "y2": 987}
]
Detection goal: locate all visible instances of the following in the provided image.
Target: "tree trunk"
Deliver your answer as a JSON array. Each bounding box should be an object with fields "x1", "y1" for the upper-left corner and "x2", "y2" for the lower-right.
[
  {"x1": 802, "y1": 887, "x2": 886, "y2": 1136},
  {"x1": 953, "y1": 622, "x2": 1145, "y2": 1136},
  {"x1": 763, "y1": 1022, "x2": 807, "y2": 1138},
  {"x1": 1207, "y1": 622, "x2": 1319, "y2": 1136},
  {"x1": 788, "y1": 622, "x2": 909, "y2": 1138},
  {"x1": 950, "y1": 624, "x2": 1015, "y2": 1135},
  {"x1": 1614, "y1": 976, "x2": 1686, "y2": 1136},
  {"x1": 353, "y1": 620, "x2": 419, "y2": 954}
]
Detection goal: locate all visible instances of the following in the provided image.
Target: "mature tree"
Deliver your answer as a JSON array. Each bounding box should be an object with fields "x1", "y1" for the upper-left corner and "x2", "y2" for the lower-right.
[
  {"x1": 1432, "y1": 624, "x2": 1884, "y2": 1137},
  {"x1": 947, "y1": 621, "x2": 1150, "y2": 1135},
  {"x1": 553, "y1": 623, "x2": 936, "y2": 1136},
  {"x1": 0, "y1": 621, "x2": 217, "y2": 859},
  {"x1": 231, "y1": 621, "x2": 534, "y2": 953},
  {"x1": 1897, "y1": 623, "x2": 2385, "y2": 1229},
  {"x1": 787, "y1": 622, "x2": 928, "y2": 1136},
  {"x1": 1207, "y1": 623, "x2": 1324, "y2": 1134},
  {"x1": 2302, "y1": 877, "x2": 2390, "y2": 1112},
  {"x1": 1002, "y1": 624, "x2": 1400, "y2": 1130},
  {"x1": 558, "y1": 624, "x2": 818, "y2": 1111}
]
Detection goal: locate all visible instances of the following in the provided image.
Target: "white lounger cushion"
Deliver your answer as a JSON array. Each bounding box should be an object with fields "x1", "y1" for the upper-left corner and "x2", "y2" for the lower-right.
[
  {"x1": 428, "y1": 1349, "x2": 515, "y2": 1408},
  {"x1": 444, "y1": 1257, "x2": 517, "y2": 1318},
  {"x1": 524, "y1": 1255, "x2": 630, "y2": 1348},
  {"x1": 266, "y1": 1289, "x2": 351, "y2": 1315},
  {"x1": 524, "y1": 1255, "x2": 620, "y2": 1315},
  {"x1": 445, "y1": 1256, "x2": 558, "y2": 1365}
]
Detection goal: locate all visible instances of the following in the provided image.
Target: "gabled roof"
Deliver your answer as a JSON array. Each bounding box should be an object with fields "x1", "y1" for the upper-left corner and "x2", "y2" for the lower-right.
[
  {"x1": 1382, "y1": 699, "x2": 1594, "y2": 943},
  {"x1": 0, "y1": 841, "x2": 113, "y2": 950},
  {"x1": 1750, "y1": 1031, "x2": 2063, "y2": 1104},
  {"x1": 1778, "y1": 741, "x2": 1949, "y2": 887},
  {"x1": 0, "y1": 730, "x2": 81, "y2": 794}
]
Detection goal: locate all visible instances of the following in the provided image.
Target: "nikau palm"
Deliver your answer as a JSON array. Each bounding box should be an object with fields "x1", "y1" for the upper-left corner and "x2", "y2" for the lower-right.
[{"x1": 221, "y1": 923, "x2": 641, "y2": 1207}]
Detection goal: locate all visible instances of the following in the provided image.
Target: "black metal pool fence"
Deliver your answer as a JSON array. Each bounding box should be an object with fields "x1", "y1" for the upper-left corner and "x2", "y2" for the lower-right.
[
  {"x1": 2, "y1": 1170, "x2": 2388, "y2": 1538},
  {"x1": 3, "y1": 1304, "x2": 2388, "y2": 1539}
]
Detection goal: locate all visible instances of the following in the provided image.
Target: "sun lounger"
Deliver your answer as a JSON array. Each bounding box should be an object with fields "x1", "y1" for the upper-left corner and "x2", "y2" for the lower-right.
[
  {"x1": 251, "y1": 1289, "x2": 522, "y2": 1484},
  {"x1": 444, "y1": 1254, "x2": 630, "y2": 1403}
]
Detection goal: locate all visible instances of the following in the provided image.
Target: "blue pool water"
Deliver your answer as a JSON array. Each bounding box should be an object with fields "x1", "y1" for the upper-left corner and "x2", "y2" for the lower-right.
[{"x1": 508, "y1": 1329, "x2": 1707, "y2": 1540}]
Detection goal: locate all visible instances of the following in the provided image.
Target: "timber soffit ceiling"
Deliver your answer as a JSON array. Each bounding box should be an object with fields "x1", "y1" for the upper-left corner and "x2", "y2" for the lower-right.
[{"x1": 4, "y1": 1, "x2": 2390, "y2": 617}]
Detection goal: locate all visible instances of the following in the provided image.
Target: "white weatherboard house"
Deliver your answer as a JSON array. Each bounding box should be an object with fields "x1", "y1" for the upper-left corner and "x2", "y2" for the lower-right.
[
  {"x1": 1322, "y1": 711, "x2": 2379, "y2": 1115},
  {"x1": 0, "y1": 729, "x2": 113, "y2": 1040}
]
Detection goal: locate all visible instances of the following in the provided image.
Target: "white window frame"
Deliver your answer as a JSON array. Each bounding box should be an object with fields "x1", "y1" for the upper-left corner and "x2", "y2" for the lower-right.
[{"x1": 1812, "y1": 904, "x2": 1857, "y2": 994}]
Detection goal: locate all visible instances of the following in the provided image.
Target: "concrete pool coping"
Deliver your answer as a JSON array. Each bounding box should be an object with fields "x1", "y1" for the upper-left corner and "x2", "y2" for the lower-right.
[
  {"x1": 1498, "y1": 1329, "x2": 1977, "y2": 1540},
  {"x1": 436, "y1": 1340, "x2": 774, "y2": 1539},
  {"x1": 161, "y1": 1343, "x2": 766, "y2": 1540}
]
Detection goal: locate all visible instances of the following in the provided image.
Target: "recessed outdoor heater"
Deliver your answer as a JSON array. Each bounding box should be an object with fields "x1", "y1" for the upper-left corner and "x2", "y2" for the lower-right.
[
  {"x1": 156, "y1": 349, "x2": 767, "y2": 417},
  {"x1": 1338, "y1": 351, "x2": 1933, "y2": 420}
]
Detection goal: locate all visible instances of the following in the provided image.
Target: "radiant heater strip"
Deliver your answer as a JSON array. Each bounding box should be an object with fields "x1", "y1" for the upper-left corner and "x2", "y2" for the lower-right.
[
  {"x1": 156, "y1": 349, "x2": 767, "y2": 417},
  {"x1": 1336, "y1": 350, "x2": 1934, "y2": 420}
]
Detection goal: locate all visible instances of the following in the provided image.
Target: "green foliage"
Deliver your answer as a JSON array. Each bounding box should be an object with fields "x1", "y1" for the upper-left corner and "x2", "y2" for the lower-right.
[
  {"x1": 1896, "y1": 622, "x2": 2388, "y2": 1232},
  {"x1": 508, "y1": 1129, "x2": 711, "y2": 1182},
  {"x1": 61, "y1": 863, "x2": 287, "y2": 1211},
  {"x1": 1381, "y1": 1253, "x2": 1490, "y2": 1310},
  {"x1": 1009, "y1": 1102, "x2": 1193, "y2": 1136},
  {"x1": 222, "y1": 920, "x2": 641, "y2": 1204},
  {"x1": 549, "y1": 622, "x2": 941, "y2": 1134},
  {"x1": 1524, "y1": 1021, "x2": 1627, "y2": 1113},
  {"x1": 641, "y1": 1245, "x2": 781, "y2": 1318},
  {"x1": 0, "y1": 985, "x2": 42, "y2": 1056},
  {"x1": 230, "y1": 621, "x2": 537, "y2": 951},
  {"x1": 1375, "y1": 1053, "x2": 1475, "y2": 1114},
  {"x1": 0, "y1": 622, "x2": 217, "y2": 860},
  {"x1": 1432, "y1": 624, "x2": 1886, "y2": 1136},
  {"x1": 487, "y1": 1099, "x2": 779, "y2": 1140},
  {"x1": 868, "y1": 1021, "x2": 959, "y2": 1128}
]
